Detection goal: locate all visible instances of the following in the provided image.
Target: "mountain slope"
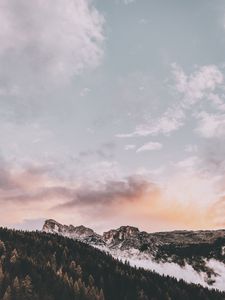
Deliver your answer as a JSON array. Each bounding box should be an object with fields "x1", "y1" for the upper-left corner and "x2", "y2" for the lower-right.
[
  {"x1": 42, "y1": 219, "x2": 225, "y2": 291},
  {"x1": 0, "y1": 227, "x2": 225, "y2": 300}
]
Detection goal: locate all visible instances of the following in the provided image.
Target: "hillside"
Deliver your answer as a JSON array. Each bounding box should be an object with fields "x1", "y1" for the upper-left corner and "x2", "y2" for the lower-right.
[
  {"x1": 0, "y1": 227, "x2": 224, "y2": 300},
  {"x1": 43, "y1": 219, "x2": 225, "y2": 290}
]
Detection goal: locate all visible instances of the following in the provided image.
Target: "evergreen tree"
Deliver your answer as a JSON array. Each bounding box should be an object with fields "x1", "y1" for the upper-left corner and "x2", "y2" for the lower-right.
[
  {"x1": 0, "y1": 262, "x2": 4, "y2": 285},
  {"x1": 88, "y1": 274, "x2": 95, "y2": 287},
  {"x1": 0, "y1": 240, "x2": 6, "y2": 256},
  {"x1": 3, "y1": 286, "x2": 12, "y2": 300},
  {"x1": 21, "y1": 275, "x2": 33, "y2": 300},
  {"x1": 0, "y1": 226, "x2": 223, "y2": 300},
  {"x1": 99, "y1": 288, "x2": 105, "y2": 300},
  {"x1": 73, "y1": 280, "x2": 80, "y2": 296},
  {"x1": 12, "y1": 276, "x2": 20, "y2": 298},
  {"x1": 10, "y1": 248, "x2": 18, "y2": 264}
]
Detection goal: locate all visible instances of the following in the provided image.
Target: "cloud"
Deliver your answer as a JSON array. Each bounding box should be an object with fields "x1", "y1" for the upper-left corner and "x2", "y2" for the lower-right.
[
  {"x1": 208, "y1": 93, "x2": 225, "y2": 112},
  {"x1": 54, "y1": 176, "x2": 151, "y2": 210},
  {"x1": 116, "y1": 63, "x2": 222, "y2": 140},
  {"x1": 79, "y1": 142, "x2": 116, "y2": 160},
  {"x1": 116, "y1": 106, "x2": 185, "y2": 138},
  {"x1": 209, "y1": 196, "x2": 225, "y2": 227},
  {"x1": 172, "y1": 64, "x2": 223, "y2": 105},
  {"x1": 136, "y1": 142, "x2": 162, "y2": 153},
  {"x1": 198, "y1": 139, "x2": 225, "y2": 178},
  {"x1": 124, "y1": 144, "x2": 136, "y2": 150},
  {"x1": 0, "y1": 159, "x2": 224, "y2": 232},
  {"x1": 175, "y1": 156, "x2": 198, "y2": 171},
  {"x1": 0, "y1": 0, "x2": 104, "y2": 94},
  {"x1": 195, "y1": 111, "x2": 225, "y2": 138},
  {"x1": 122, "y1": 0, "x2": 136, "y2": 4},
  {"x1": 185, "y1": 144, "x2": 198, "y2": 153},
  {"x1": 43, "y1": 173, "x2": 220, "y2": 231}
]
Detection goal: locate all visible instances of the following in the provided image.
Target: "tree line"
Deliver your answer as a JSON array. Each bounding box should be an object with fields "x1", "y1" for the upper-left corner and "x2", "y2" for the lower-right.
[{"x1": 0, "y1": 227, "x2": 224, "y2": 300}]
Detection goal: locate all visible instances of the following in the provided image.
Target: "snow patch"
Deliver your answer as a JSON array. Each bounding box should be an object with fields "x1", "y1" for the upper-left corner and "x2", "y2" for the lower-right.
[{"x1": 95, "y1": 247, "x2": 225, "y2": 292}]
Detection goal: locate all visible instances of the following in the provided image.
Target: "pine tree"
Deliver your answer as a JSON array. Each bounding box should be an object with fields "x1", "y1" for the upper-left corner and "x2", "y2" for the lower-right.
[
  {"x1": 138, "y1": 289, "x2": 149, "y2": 300},
  {"x1": 0, "y1": 262, "x2": 4, "y2": 285},
  {"x1": 99, "y1": 288, "x2": 105, "y2": 300},
  {"x1": 10, "y1": 249, "x2": 18, "y2": 264},
  {"x1": 63, "y1": 272, "x2": 69, "y2": 284},
  {"x1": 73, "y1": 281, "x2": 80, "y2": 296},
  {"x1": 0, "y1": 240, "x2": 6, "y2": 256},
  {"x1": 12, "y1": 276, "x2": 20, "y2": 297},
  {"x1": 57, "y1": 267, "x2": 63, "y2": 277},
  {"x1": 87, "y1": 286, "x2": 97, "y2": 300},
  {"x1": 88, "y1": 274, "x2": 95, "y2": 287},
  {"x1": 69, "y1": 276, "x2": 74, "y2": 287},
  {"x1": 3, "y1": 286, "x2": 12, "y2": 300},
  {"x1": 21, "y1": 275, "x2": 33, "y2": 300},
  {"x1": 51, "y1": 253, "x2": 57, "y2": 272},
  {"x1": 70, "y1": 260, "x2": 76, "y2": 270},
  {"x1": 76, "y1": 264, "x2": 82, "y2": 277}
]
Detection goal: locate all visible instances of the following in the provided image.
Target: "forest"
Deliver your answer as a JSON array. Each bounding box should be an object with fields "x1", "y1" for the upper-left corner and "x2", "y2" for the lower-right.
[{"x1": 0, "y1": 227, "x2": 224, "y2": 300}]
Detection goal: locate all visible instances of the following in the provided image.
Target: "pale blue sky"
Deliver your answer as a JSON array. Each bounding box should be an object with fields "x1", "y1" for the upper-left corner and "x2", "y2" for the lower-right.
[{"x1": 0, "y1": 0, "x2": 225, "y2": 231}]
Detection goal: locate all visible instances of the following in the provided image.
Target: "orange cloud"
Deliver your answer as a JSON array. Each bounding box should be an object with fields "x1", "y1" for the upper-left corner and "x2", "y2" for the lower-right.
[{"x1": 0, "y1": 163, "x2": 224, "y2": 233}]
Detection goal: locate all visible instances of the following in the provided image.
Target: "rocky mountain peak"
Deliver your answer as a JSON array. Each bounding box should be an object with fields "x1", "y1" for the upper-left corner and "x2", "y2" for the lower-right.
[
  {"x1": 41, "y1": 219, "x2": 225, "y2": 291},
  {"x1": 103, "y1": 225, "x2": 140, "y2": 245},
  {"x1": 42, "y1": 219, "x2": 104, "y2": 246},
  {"x1": 42, "y1": 219, "x2": 61, "y2": 232}
]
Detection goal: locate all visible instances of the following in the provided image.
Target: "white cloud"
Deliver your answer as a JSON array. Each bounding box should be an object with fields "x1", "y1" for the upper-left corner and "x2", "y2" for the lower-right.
[
  {"x1": 136, "y1": 142, "x2": 162, "y2": 153},
  {"x1": 172, "y1": 64, "x2": 223, "y2": 105},
  {"x1": 175, "y1": 156, "x2": 198, "y2": 170},
  {"x1": 0, "y1": 0, "x2": 104, "y2": 92},
  {"x1": 123, "y1": 0, "x2": 136, "y2": 4},
  {"x1": 195, "y1": 111, "x2": 225, "y2": 138},
  {"x1": 124, "y1": 144, "x2": 136, "y2": 150},
  {"x1": 80, "y1": 87, "x2": 91, "y2": 97},
  {"x1": 208, "y1": 93, "x2": 225, "y2": 111},
  {"x1": 185, "y1": 144, "x2": 198, "y2": 153},
  {"x1": 136, "y1": 166, "x2": 165, "y2": 177},
  {"x1": 116, "y1": 106, "x2": 185, "y2": 138}
]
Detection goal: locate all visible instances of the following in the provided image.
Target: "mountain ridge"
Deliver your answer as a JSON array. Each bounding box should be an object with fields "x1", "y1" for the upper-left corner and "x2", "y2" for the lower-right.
[
  {"x1": 42, "y1": 219, "x2": 225, "y2": 291},
  {"x1": 1, "y1": 226, "x2": 225, "y2": 300},
  {"x1": 42, "y1": 218, "x2": 225, "y2": 248}
]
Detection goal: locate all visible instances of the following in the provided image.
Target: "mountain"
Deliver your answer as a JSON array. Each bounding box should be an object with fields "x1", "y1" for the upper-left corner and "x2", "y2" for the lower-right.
[
  {"x1": 42, "y1": 219, "x2": 225, "y2": 291},
  {"x1": 43, "y1": 219, "x2": 104, "y2": 246},
  {"x1": 0, "y1": 227, "x2": 225, "y2": 300}
]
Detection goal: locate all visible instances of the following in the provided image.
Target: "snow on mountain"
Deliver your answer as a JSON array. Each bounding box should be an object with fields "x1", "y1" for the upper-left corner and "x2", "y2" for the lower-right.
[{"x1": 42, "y1": 219, "x2": 225, "y2": 291}]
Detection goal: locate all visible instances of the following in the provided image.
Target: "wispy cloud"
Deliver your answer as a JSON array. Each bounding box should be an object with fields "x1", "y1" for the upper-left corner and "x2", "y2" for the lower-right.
[
  {"x1": 136, "y1": 142, "x2": 162, "y2": 153},
  {"x1": 124, "y1": 144, "x2": 136, "y2": 150},
  {"x1": 116, "y1": 106, "x2": 185, "y2": 138},
  {"x1": 116, "y1": 63, "x2": 223, "y2": 140},
  {"x1": 172, "y1": 64, "x2": 223, "y2": 103},
  {"x1": 195, "y1": 111, "x2": 225, "y2": 138},
  {"x1": 122, "y1": 0, "x2": 136, "y2": 5},
  {"x1": 208, "y1": 93, "x2": 225, "y2": 112},
  {"x1": 185, "y1": 144, "x2": 198, "y2": 153},
  {"x1": 172, "y1": 63, "x2": 223, "y2": 105}
]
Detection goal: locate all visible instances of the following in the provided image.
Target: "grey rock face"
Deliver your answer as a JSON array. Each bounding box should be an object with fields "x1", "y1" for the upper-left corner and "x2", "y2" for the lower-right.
[
  {"x1": 43, "y1": 219, "x2": 105, "y2": 246},
  {"x1": 42, "y1": 219, "x2": 225, "y2": 257}
]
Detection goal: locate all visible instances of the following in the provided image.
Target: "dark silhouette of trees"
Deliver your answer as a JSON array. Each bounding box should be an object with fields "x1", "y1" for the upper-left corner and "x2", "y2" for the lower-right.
[{"x1": 0, "y1": 227, "x2": 224, "y2": 300}]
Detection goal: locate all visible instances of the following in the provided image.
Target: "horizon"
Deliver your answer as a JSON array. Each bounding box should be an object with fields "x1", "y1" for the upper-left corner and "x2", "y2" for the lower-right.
[
  {"x1": 0, "y1": 0, "x2": 225, "y2": 233},
  {"x1": 6, "y1": 218, "x2": 225, "y2": 235}
]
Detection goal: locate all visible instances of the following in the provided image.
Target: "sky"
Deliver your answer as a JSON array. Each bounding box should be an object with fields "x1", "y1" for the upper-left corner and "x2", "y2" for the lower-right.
[{"x1": 0, "y1": 0, "x2": 225, "y2": 233}]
